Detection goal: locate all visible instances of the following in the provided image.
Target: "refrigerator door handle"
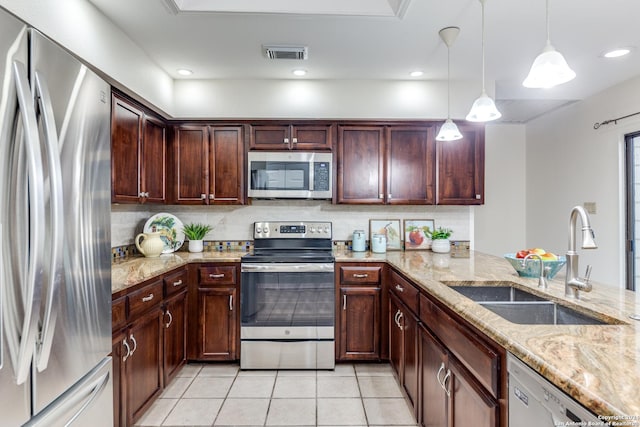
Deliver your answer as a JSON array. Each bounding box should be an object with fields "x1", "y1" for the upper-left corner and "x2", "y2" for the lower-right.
[
  {"x1": 23, "y1": 357, "x2": 111, "y2": 427},
  {"x1": 10, "y1": 60, "x2": 47, "y2": 386},
  {"x1": 33, "y1": 70, "x2": 65, "y2": 372}
]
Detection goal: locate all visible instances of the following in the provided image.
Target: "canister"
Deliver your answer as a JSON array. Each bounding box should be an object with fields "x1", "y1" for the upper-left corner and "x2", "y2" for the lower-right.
[
  {"x1": 371, "y1": 233, "x2": 387, "y2": 253},
  {"x1": 352, "y1": 230, "x2": 366, "y2": 252}
]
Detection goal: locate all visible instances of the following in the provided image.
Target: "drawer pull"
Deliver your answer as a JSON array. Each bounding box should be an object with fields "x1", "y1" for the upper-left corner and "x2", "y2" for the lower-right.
[
  {"x1": 395, "y1": 284, "x2": 404, "y2": 292},
  {"x1": 122, "y1": 339, "x2": 131, "y2": 362},
  {"x1": 165, "y1": 310, "x2": 173, "y2": 329},
  {"x1": 343, "y1": 294, "x2": 347, "y2": 310},
  {"x1": 172, "y1": 279, "x2": 183, "y2": 287},
  {"x1": 229, "y1": 295, "x2": 233, "y2": 311},
  {"x1": 353, "y1": 273, "x2": 369, "y2": 278},
  {"x1": 209, "y1": 273, "x2": 225, "y2": 279},
  {"x1": 129, "y1": 334, "x2": 137, "y2": 357},
  {"x1": 437, "y1": 362, "x2": 446, "y2": 389},
  {"x1": 442, "y1": 369, "x2": 452, "y2": 397},
  {"x1": 141, "y1": 293, "x2": 154, "y2": 302}
]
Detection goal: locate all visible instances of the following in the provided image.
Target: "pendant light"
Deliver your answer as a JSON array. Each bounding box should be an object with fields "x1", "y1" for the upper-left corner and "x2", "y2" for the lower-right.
[
  {"x1": 436, "y1": 27, "x2": 463, "y2": 142},
  {"x1": 522, "y1": 0, "x2": 575, "y2": 88},
  {"x1": 466, "y1": 0, "x2": 501, "y2": 122}
]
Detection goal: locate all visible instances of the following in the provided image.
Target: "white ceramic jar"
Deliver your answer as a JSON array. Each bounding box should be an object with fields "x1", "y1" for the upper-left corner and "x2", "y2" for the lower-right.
[
  {"x1": 352, "y1": 230, "x2": 366, "y2": 252},
  {"x1": 371, "y1": 234, "x2": 387, "y2": 253}
]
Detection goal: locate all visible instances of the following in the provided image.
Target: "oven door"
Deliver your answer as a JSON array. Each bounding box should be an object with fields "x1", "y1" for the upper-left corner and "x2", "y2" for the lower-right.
[{"x1": 240, "y1": 262, "x2": 335, "y2": 369}]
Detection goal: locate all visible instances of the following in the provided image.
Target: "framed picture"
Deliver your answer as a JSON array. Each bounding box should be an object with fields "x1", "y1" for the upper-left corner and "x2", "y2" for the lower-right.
[
  {"x1": 369, "y1": 219, "x2": 402, "y2": 251},
  {"x1": 403, "y1": 219, "x2": 435, "y2": 250}
]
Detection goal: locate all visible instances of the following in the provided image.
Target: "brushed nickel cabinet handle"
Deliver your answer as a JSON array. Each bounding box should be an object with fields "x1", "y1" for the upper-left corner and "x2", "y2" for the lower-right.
[
  {"x1": 173, "y1": 280, "x2": 183, "y2": 287},
  {"x1": 129, "y1": 334, "x2": 137, "y2": 357},
  {"x1": 395, "y1": 284, "x2": 404, "y2": 292},
  {"x1": 343, "y1": 295, "x2": 347, "y2": 310},
  {"x1": 122, "y1": 339, "x2": 131, "y2": 362},
  {"x1": 142, "y1": 293, "x2": 154, "y2": 302},
  {"x1": 229, "y1": 295, "x2": 233, "y2": 311},
  {"x1": 353, "y1": 273, "x2": 368, "y2": 278},
  {"x1": 165, "y1": 310, "x2": 173, "y2": 329},
  {"x1": 209, "y1": 273, "x2": 225, "y2": 279}
]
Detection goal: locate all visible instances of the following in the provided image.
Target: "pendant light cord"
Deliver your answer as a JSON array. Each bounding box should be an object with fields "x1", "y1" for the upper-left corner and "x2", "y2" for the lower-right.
[
  {"x1": 546, "y1": 0, "x2": 551, "y2": 43},
  {"x1": 447, "y1": 44, "x2": 451, "y2": 118},
  {"x1": 481, "y1": 0, "x2": 486, "y2": 92}
]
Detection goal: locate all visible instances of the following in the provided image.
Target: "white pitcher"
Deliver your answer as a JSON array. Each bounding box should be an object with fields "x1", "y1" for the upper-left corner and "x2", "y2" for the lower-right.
[{"x1": 135, "y1": 231, "x2": 165, "y2": 257}]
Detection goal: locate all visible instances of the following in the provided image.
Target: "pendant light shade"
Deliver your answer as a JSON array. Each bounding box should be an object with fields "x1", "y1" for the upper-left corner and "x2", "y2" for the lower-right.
[
  {"x1": 466, "y1": 0, "x2": 501, "y2": 122},
  {"x1": 436, "y1": 26, "x2": 463, "y2": 142},
  {"x1": 522, "y1": 0, "x2": 575, "y2": 88}
]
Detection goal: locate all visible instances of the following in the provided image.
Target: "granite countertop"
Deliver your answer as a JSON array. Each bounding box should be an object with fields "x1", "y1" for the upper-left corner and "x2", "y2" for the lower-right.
[{"x1": 112, "y1": 249, "x2": 640, "y2": 421}]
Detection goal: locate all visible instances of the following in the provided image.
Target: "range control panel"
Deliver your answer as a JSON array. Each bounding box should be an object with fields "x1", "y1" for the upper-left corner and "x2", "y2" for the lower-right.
[{"x1": 253, "y1": 221, "x2": 332, "y2": 239}]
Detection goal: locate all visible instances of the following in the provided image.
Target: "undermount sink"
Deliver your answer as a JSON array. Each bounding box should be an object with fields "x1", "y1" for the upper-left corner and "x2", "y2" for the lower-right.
[{"x1": 443, "y1": 282, "x2": 622, "y2": 326}]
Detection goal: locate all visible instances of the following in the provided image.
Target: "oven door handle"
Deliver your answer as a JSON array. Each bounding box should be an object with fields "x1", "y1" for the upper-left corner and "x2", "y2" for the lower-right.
[{"x1": 241, "y1": 263, "x2": 334, "y2": 273}]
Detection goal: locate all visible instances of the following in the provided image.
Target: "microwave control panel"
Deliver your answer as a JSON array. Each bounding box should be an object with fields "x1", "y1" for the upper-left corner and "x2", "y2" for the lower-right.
[{"x1": 313, "y1": 162, "x2": 331, "y2": 191}]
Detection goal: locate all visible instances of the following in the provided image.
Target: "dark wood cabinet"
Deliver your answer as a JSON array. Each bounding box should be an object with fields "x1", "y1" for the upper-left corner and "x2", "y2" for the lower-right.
[
  {"x1": 189, "y1": 263, "x2": 239, "y2": 361},
  {"x1": 111, "y1": 93, "x2": 166, "y2": 204},
  {"x1": 420, "y1": 324, "x2": 449, "y2": 427},
  {"x1": 436, "y1": 123, "x2": 485, "y2": 205},
  {"x1": 336, "y1": 264, "x2": 384, "y2": 361},
  {"x1": 337, "y1": 126, "x2": 385, "y2": 203},
  {"x1": 162, "y1": 291, "x2": 186, "y2": 385},
  {"x1": 126, "y1": 306, "x2": 164, "y2": 425},
  {"x1": 387, "y1": 126, "x2": 435, "y2": 204},
  {"x1": 172, "y1": 125, "x2": 244, "y2": 205},
  {"x1": 337, "y1": 125, "x2": 436, "y2": 205},
  {"x1": 389, "y1": 292, "x2": 419, "y2": 414},
  {"x1": 112, "y1": 329, "x2": 126, "y2": 427},
  {"x1": 250, "y1": 123, "x2": 333, "y2": 150}
]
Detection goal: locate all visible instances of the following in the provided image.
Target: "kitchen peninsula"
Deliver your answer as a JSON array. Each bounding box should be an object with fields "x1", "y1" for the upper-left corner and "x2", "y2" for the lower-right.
[{"x1": 112, "y1": 249, "x2": 640, "y2": 424}]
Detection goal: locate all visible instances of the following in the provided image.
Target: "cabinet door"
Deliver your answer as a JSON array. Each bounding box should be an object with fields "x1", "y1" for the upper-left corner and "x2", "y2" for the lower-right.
[
  {"x1": 337, "y1": 126, "x2": 385, "y2": 204},
  {"x1": 448, "y1": 357, "x2": 499, "y2": 427},
  {"x1": 291, "y1": 124, "x2": 333, "y2": 150},
  {"x1": 141, "y1": 115, "x2": 167, "y2": 203},
  {"x1": 209, "y1": 126, "x2": 245, "y2": 204},
  {"x1": 163, "y1": 291, "x2": 187, "y2": 385},
  {"x1": 111, "y1": 95, "x2": 142, "y2": 203},
  {"x1": 403, "y1": 310, "x2": 419, "y2": 414},
  {"x1": 126, "y1": 307, "x2": 163, "y2": 425},
  {"x1": 173, "y1": 125, "x2": 208, "y2": 204},
  {"x1": 389, "y1": 294, "x2": 403, "y2": 378},
  {"x1": 338, "y1": 286, "x2": 380, "y2": 360},
  {"x1": 112, "y1": 330, "x2": 127, "y2": 427},
  {"x1": 436, "y1": 124, "x2": 484, "y2": 205},
  {"x1": 420, "y1": 325, "x2": 448, "y2": 427},
  {"x1": 249, "y1": 125, "x2": 291, "y2": 149},
  {"x1": 198, "y1": 287, "x2": 238, "y2": 360},
  {"x1": 387, "y1": 126, "x2": 435, "y2": 204}
]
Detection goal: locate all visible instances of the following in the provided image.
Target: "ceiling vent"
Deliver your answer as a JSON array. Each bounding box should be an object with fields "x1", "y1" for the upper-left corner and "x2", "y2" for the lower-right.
[{"x1": 263, "y1": 45, "x2": 308, "y2": 60}]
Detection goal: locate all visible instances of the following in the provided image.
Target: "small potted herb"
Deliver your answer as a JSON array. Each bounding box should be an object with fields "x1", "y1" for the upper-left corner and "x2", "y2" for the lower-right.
[
  {"x1": 182, "y1": 223, "x2": 213, "y2": 253},
  {"x1": 428, "y1": 227, "x2": 453, "y2": 253}
]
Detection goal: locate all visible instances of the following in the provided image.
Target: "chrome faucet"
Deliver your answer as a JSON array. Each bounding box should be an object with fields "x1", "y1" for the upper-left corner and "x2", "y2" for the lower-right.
[
  {"x1": 522, "y1": 253, "x2": 549, "y2": 289},
  {"x1": 565, "y1": 206, "x2": 597, "y2": 298}
]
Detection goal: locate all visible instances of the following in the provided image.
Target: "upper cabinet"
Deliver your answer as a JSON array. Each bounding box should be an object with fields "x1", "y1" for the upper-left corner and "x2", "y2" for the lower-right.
[
  {"x1": 337, "y1": 125, "x2": 437, "y2": 205},
  {"x1": 249, "y1": 123, "x2": 333, "y2": 150},
  {"x1": 171, "y1": 125, "x2": 245, "y2": 205},
  {"x1": 111, "y1": 93, "x2": 167, "y2": 204},
  {"x1": 436, "y1": 123, "x2": 485, "y2": 205}
]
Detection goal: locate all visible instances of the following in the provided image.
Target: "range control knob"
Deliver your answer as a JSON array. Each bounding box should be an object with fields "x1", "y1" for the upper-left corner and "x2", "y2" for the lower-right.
[
  {"x1": 256, "y1": 227, "x2": 262, "y2": 234},
  {"x1": 310, "y1": 227, "x2": 316, "y2": 233}
]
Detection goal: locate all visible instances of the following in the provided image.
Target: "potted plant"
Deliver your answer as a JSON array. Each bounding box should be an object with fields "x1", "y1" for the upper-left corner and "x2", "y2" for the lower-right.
[
  {"x1": 428, "y1": 227, "x2": 453, "y2": 253},
  {"x1": 182, "y1": 223, "x2": 213, "y2": 253}
]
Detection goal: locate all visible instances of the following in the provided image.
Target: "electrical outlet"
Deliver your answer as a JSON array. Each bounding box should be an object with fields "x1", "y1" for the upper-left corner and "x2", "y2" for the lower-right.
[{"x1": 583, "y1": 202, "x2": 597, "y2": 214}]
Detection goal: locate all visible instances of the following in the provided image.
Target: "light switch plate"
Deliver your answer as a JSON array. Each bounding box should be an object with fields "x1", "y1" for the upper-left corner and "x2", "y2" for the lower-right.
[{"x1": 583, "y1": 202, "x2": 597, "y2": 214}]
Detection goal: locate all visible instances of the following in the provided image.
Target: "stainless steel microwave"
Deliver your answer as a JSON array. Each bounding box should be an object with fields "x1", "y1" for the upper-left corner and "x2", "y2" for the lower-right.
[{"x1": 247, "y1": 151, "x2": 333, "y2": 199}]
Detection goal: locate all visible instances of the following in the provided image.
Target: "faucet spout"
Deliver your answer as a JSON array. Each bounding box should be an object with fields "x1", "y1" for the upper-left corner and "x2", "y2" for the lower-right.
[
  {"x1": 565, "y1": 206, "x2": 597, "y2": 298},
  {"x1": 523, "y1": 253, "x2": 548, "y2": 289}
]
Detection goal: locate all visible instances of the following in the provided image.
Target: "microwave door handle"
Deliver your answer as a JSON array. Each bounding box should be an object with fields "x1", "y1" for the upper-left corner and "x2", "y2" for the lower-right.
[
  {"x1": 11, "y1": 60, "x2": 47, "y2": 385},
  {"x1": 33, "y1": 70, "x2": 65, "y2": 372}
]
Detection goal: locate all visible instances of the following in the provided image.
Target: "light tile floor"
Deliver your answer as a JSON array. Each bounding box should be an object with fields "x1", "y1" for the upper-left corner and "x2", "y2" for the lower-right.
[{"x1": 134, "y1": 362, "x2": 418, "y2": 427}]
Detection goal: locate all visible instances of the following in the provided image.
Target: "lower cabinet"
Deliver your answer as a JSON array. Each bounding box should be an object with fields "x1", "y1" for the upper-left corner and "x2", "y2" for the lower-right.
[
  {"x1": 188, "y1": 263, "x2": 240, "y2": 361},
  {"x1": 163, "y1": 290, "x2": 187, "y2": 384},
  {"x1": 419, "y1": 324, "x2": 448, "y2": 427},
  {"x1": 389, "y1": 292, "x2": 419, "y2": 414}
]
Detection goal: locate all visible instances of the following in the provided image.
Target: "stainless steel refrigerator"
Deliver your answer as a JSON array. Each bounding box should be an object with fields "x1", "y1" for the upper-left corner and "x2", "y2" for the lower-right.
[{"x1": 0, "y1": 7, "x2": 113, "y2": 426}]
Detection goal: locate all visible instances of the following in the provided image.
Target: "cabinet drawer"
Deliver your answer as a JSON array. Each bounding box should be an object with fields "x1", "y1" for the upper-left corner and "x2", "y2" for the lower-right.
[
  {"x1": 112, "y1": 297, "x2": 127, "y2": 331},
  {"x1": 164, "y1": 268, "x2": 188, "y2": 296},
  {"x1": 199, "y1": 266, "x2": 237, "y2": 286},
  {"x1": 340, "y1": 266, "x2": 381, "y2": 285},
  {"x1": 420, "y1": 294, "x2": 499, "y2": 398},
  {"x1": 389, "y1": 270, "x2": 419, "y2": 314},
  {"x1": 128, "y1": 280, "x2": 163, "y2": 319}
]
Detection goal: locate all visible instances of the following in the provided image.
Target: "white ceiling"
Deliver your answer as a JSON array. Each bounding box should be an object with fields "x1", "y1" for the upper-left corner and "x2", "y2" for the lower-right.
[{"x1": 88, "y1": 0, "x2": 640, "y2": 122}]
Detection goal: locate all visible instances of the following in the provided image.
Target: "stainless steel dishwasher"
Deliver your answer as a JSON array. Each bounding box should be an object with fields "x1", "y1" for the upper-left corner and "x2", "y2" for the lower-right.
[{"x1": 508, "y1": 353, "x2": 601, "y2": 426}]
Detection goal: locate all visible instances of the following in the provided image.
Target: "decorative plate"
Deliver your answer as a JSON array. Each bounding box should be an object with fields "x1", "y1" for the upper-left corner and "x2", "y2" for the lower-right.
[{"x1": 143, "y1": 213, "x2": 184, "y2": 254}]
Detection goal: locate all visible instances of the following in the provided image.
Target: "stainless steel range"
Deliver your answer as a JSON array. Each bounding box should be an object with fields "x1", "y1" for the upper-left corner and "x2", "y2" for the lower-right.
[{"x1": 240, "y1": 221, "x2": 335, "y2": 370}]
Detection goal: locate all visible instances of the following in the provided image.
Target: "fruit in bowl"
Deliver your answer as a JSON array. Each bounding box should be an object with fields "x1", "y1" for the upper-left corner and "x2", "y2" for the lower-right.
[{"x1": 504, "y1": 251, "x2": 567, "y2": 279}]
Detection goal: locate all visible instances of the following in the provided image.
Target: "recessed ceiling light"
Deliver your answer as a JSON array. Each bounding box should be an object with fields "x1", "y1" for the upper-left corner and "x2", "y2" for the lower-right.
[
  {"x1": 410, "y1": 71, "x2": 424, "y2": 77},
  {"x1": 177, "y1": 68, "x2": 193, "y2": 76},
  {"x1": 603, "y1": 48, "x2": 631, "y2": 58},
  {"x1": 292, "y1": 69, "x2": 307, "y2": 76}
]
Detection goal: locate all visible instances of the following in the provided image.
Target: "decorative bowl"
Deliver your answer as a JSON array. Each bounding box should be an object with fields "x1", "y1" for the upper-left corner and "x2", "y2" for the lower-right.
[{"x1": 503, "y1": 253, "x2": 567, "y2": 279}]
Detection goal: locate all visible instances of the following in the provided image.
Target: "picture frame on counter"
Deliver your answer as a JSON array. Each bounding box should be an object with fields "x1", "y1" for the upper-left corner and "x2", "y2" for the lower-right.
[
  {"x1": 369, "y1": 219, "x2": 402, "y2": 251},
  {"x1": 403, "y1": 219, "x2": 435, "y2": 251}
]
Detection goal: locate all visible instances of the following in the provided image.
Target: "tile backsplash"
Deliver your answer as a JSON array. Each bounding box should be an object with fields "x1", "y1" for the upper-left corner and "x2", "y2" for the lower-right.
[{"x1": 111, "y1": 200, "x2": 474, "y2": 249}]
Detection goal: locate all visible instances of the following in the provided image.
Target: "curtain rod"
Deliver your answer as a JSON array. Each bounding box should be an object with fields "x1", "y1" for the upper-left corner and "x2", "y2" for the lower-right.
[{"x1": 593, "y1": 111, "x2": 640, "y2": 129}]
